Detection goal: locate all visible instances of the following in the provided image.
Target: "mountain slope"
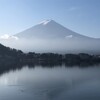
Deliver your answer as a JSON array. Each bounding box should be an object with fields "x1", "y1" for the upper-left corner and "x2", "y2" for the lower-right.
[{"x1": 15, "y1": 20, "x2": 93, "y2": 40}]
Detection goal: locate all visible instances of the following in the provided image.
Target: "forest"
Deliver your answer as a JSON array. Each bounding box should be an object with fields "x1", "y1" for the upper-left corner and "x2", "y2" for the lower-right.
[{"x1": 0, "y1": 43, "x2": 100, "y2": 67}]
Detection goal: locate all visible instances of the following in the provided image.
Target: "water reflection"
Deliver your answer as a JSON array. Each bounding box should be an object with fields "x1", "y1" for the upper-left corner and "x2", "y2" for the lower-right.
[
  {"x1": 0, "y1": 65, "x2": 100, "y2": 100},
  {"x1": 0, "y1": 61, "x2": 99, "y2": 76}
]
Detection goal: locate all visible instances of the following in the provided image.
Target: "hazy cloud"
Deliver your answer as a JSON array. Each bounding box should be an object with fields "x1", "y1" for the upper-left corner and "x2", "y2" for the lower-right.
[
  {"x1": 0, "y1": 34, "x2": 18, "y2": 40},
  {"x1": 0, "y1": 38, "x2": 100, "y2": 54},
  {"x1": 68, "y1": 7, "x2": 79, "y2": 11}
]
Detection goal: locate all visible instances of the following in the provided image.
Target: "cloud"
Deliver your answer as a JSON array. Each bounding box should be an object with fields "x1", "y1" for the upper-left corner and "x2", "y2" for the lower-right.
[
  {"x1": 68, "y1": 7, "x2": 79, "y2": 11},
  {"x1": 0, "y1": 34, "x2": 18, "y2": 40},
  {"x1": 65, "y1": 35, "x2": 73, "y2": 39}
]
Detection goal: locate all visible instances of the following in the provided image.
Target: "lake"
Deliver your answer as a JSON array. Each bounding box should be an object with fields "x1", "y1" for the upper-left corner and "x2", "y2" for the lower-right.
[{"x1": 0, "y1": 65, "x2": 100, "y2": 100}]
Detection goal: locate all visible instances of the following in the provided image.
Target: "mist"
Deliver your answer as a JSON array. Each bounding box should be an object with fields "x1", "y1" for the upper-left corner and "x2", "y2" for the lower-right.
[{"x1": 0, "y1": 37, "x2": 100, "y2": 54}]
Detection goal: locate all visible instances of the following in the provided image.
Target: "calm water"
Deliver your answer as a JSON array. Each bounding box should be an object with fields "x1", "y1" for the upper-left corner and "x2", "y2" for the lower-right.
[{"x1": 0, "y1": 65, "x2": 100, "y2": 100}]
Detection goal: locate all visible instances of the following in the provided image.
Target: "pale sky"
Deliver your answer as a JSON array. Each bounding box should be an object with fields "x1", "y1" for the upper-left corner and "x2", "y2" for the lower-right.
[{"x1": 0, "y1": 0, "x2": 100, "y2": 38}]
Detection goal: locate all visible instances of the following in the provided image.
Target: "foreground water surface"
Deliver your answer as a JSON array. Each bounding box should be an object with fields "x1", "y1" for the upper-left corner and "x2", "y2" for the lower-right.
[{"x1": 0, "y1": 65, "x2": 100, "y2": 100}]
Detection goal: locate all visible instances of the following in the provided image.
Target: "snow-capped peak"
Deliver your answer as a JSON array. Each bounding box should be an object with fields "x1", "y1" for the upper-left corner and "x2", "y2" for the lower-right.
[
  {"x1": 16, "y1": 19, "x2": 93, "y2": 40},
  {"x1": 38, "y1": 19, "x2": 52, "y2": 25}
]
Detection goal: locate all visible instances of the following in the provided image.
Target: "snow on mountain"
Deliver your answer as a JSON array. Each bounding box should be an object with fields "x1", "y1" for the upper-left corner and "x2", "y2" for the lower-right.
[{"x1": 38, "y1": 19, "x2": 52, "y2": 25}]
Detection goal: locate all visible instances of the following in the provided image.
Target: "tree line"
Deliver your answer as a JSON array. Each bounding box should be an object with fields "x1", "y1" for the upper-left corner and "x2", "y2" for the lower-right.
[{"x1": 0, "y1": 43, "x2": 100, "y2": 67}]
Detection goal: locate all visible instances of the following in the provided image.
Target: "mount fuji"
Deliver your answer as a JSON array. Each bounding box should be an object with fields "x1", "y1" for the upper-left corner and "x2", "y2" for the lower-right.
[
  {"x1": 1, "y1": 20, "x2": 100, "y2": 54},
  {"x1": 15, "y1": 19, "x2": 94, "y2": 40}
]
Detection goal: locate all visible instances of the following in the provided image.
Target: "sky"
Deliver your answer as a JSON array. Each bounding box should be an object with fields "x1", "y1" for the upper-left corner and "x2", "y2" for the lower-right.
[{"x1": 0, "y1": 0, "x2": 100, "y2": 38}]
